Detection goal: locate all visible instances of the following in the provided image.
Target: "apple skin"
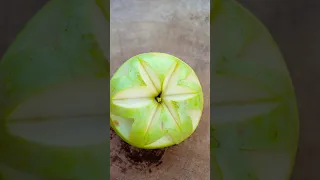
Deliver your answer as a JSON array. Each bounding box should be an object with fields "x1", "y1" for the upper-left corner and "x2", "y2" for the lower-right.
[
  {"x1": 111, "y1": 52, "x2": 204, "y2": 149},
  {"x1": 0, "y1": 0, "x2": 109, "y2": 179}
]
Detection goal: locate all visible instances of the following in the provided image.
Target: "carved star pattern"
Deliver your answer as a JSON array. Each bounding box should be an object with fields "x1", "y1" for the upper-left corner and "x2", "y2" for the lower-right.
[{"x1": 111, "y1": 57, "x2": 202, "y2": 147}]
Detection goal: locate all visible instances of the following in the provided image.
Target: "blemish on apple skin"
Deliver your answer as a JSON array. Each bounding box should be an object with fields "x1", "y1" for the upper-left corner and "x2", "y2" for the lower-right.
[{"x1": 113, "y1": 120, "x2": 119, "y2": 126}]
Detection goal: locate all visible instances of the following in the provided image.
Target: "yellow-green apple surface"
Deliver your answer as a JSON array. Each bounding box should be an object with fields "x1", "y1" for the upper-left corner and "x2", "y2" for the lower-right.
[
  {"x1": 0, "y1": 0, "x2": 109, "y2": 179},
  {"x1": 211, "y1": 0, "x2": 299, "y2": 180},
  {"x1": 111, "y1": 52, "x2": 204, "y2": 149}
]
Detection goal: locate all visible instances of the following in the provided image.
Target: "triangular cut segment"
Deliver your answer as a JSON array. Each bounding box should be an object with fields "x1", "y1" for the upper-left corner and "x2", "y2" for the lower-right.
[
  {"x1": 138, "y1": 58, "x2": 162, "y2": 93},
  {"x1": 6, "y1": 115, "x2": 108, "y2": 147},
  {"x1": 161, "y1": 61, "x2": 177, "y2": 94},
  {"x1": 113, "y1": 98, "x2": 153, "y2": 108},
  {"x1": 144, "y1": 104, "x2": 162, "y2": 134},
  {"x1": 112, "y1": 87, "x2": 156, "y2": 99},
  {"x1": 162, "y1": 94, "x2": 197, "y2": 100},
  {"x1": 161, "y1": 100, "x2": 181, "y2": 128},
  {"x1": 213, "y1": 102, "x2": 279, "y2": 124},
  {"x1": 8, "y1": 78, "x2": 108, "y2": 121},
  {"x1": 162, "y1": 64, "x2": 198, "y2": 96},
  {"x1": 144, "y1": 135, "x2": 173, "y2": 149},
  {"x1": 111, "y1": 114, "x2": 134, "y2": 140},
  {"x1": 6, "y1": 78, "x2": 109, "y2": 147},
  {"x1": 137, "y1": 59, "x2": 158, "y2": 94},
  {"x1": 213, "y1": 75, "x2": 275, "y2": 104},
  {"x1": 188, "y1": 109, "x2": 202, "y2": 129}
]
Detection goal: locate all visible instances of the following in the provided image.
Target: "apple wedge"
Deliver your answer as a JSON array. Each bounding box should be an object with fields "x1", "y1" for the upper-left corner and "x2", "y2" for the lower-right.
[
  {"x1": 211, "y1": 0, "x2": 299, "y2": 180},
  {"x1": 110, "y1": 52, "x2": 204, "y2": 149},
  {"x1": 0, "y1": 0, "x2": 109, "y2": 179}
]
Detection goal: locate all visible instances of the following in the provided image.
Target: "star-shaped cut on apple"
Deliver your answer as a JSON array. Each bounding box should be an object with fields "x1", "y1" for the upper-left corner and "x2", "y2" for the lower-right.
[{"x1": 111, "y1": 52, "x2": 204, "y2": 149}]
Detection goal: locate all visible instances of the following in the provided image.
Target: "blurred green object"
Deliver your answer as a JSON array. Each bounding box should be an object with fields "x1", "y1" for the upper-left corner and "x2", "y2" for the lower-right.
[
  {"x1": 0, "y1": 0, "x2": 109, "y2": 179},
  {"x1": 211, "y1": 0, "x2": 299, "y2": 179}
]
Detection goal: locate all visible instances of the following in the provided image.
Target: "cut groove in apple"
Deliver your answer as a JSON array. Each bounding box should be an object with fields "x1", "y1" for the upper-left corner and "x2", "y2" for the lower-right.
[
  {"x1": 113, "y1": 98, "x2": 154, "y2": 108},
  {"x1": 213, "y1": 102, "x2": 279, "y2": 123},
  {"x1": 161, "y1": 102, "x2": 181, "y2": 130},
  {"x1": 213, "y1": 75, "x2": 275, "y2": 103},
  {"x1": 6, "y1": 116, "x2": 108, "y2": 147},
  {"x1": 112, "y1": 87, "x2": 156, "y2": 100},
  {"x1": 139, "y1": 58, "x2": 162, "y2": 93},
  {"x1": 144, "y1": 104, "x2": 161, "y2": 134},
  {"x1": 163, "y1": 93, "x2": 197, "y2": 101},
  {"x1": 161, "y1": 60, "x2": 178, "y2": 94},
  {"x1": 111, "y1": 52, "x2": 203, "y2": 149},
  {"x1": 7, "y1": 79, "x2": 108, "y2": 121},
  {"x1": 138, "y1": 59, "x2": 159, "y2": 95},
  {"x1": 162, "y1": 63, "x2": 199, "y2": 96},
  {"x1": 5, "y1": 79, "x2": 109, "y2": 147}
]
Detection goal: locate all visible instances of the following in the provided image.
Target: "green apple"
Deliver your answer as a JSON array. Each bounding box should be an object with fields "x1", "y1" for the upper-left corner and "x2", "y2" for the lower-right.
[
  {"x1": 110, "y1": 52, "x2": 204, "y2": 149},
  {"x1": 0, "y1": 0, "x2": 109, "y2": 179},
  {"x1": 211, "y1": 0, "x2": 299, "y2": 179}
]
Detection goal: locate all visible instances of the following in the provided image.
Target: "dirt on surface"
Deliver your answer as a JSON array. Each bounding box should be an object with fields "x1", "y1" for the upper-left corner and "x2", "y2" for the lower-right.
[
  {"x1": 120, "y1": 141, "x2": 165, "y2": 166},
  {"x1": 110, "y1": 125, "x2": 210, "y2": 180},
  {"x1": 110, "y1": 129, "x2": 166, "y2": 174}
]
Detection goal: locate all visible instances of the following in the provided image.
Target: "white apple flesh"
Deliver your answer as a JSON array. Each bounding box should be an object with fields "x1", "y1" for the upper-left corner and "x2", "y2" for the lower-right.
[{"x1": 110, "y1": 52, "x2": 204, "y2": 149}]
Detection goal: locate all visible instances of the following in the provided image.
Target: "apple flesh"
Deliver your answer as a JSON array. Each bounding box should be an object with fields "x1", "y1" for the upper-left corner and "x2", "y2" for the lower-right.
[
  {"x1": 211, "y1": 0, "x2": 299, "y2": 180},
  {"x1": 110, "y1": 52, "x2": 204, "y2": 149}
]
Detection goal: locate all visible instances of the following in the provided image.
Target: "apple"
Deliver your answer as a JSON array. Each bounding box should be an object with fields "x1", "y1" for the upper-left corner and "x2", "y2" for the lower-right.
[
  {"x1": 211, "y1": 0, "x2": 299, "y2": 180},
  {"x1": 0, "y1": 0, "x2": 109, "y2": 179},
  {"x1": 110, "y1": 52, "x2": 204, "y2": 149}
]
